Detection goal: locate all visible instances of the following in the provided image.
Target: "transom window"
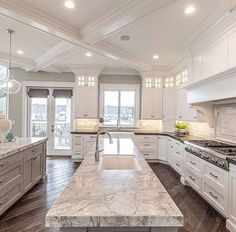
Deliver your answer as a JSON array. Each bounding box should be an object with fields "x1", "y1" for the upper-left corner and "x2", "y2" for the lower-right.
[
  {"x1": 144, "y1": 77, "x2": 162, "y2": 88},
  {"x1": 88, "y1": 76, "x2": 95, "y2": 86},
  {"x1": 77, "y1": 76, "x2": 96, "y2": 87},
  {"x1": 176, "y1": 69, "x2": 188, "y2": 86},
  {"x1": 77, "y1": 76, "x2": 85, "y2": 86},
  {"x1": 164, "y1": 77, "x2": 174, "y2": 88}
]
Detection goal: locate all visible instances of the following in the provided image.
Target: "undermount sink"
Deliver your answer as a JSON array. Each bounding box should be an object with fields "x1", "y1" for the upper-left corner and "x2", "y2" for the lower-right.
[{"x1": 99, "y1": 155, "x2": 140, "y2": 171}]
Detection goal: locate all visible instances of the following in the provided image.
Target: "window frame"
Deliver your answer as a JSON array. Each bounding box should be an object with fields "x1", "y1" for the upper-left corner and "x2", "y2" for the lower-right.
[{"x1": 99, "y1": 84, "x2": 140, "y2": 128}]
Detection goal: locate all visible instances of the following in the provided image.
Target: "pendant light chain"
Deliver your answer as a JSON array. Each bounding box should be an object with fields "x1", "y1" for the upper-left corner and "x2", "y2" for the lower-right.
[{"x1": 6, "y1": 29, "x2": 15, "y2": 80}]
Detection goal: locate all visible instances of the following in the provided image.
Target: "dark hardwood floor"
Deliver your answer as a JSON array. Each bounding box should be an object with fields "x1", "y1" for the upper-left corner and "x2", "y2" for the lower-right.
[{"x1": 0, "y1": 159, "x2": 228, "y2": 232}]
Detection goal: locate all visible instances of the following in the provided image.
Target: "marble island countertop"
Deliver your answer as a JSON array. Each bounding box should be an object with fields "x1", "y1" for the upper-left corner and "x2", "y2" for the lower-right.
[
  {"x1": 46, "y1": 138, "x2": 184, "y2": 229},
  {"x1": 0, "y1": 137, "x2": 47, "y2": 159}
]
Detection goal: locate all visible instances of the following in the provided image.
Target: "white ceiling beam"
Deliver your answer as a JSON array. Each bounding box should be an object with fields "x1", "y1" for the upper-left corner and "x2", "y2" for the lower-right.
[
  {"x1": 81, "y1": 0, "x2": 177, "y2": 44},
  {"x1": 0, "y1": 0, "x2": 155, "y2": 71},
  {"x1": 28, "y1": 41, "x2": 83, "y2": 72},
  {"x1": 0, "y1": 51, "x2": 35, "y2": 70},
  {"x1": 0, "y1": 0, "x2": 83, "y2": 46}
]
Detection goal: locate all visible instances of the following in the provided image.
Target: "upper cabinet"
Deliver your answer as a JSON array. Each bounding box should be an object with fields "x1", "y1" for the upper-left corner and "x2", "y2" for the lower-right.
[
  {"x1": 142, "y1": 77, "x2": 163, "y2": 119},
  {"x1": 75, "y1": 75, "x2": 98, "y2": 118},
  {"x1": 192, "y1": 28, "x2": 236, "y2": 84}
]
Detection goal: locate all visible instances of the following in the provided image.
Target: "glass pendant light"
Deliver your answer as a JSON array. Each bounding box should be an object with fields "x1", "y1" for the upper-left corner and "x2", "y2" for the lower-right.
[{"x1": 3, "y1": 29, "x2": 21, "y2": 94}]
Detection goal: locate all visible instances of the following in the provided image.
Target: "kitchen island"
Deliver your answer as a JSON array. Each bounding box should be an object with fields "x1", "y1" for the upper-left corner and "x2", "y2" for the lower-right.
[
  {"x1": 0, "y1": 137, "x2": 47, "y2": 216},
  {"x1": 46, "y1": 138, "x2": 184, "y2": 232}
]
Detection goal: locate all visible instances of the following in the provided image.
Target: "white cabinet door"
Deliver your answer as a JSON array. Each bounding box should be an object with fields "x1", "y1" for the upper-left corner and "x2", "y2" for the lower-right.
[
  {"x1": 157, "y1": 136, "x2": 168, "y2": 161},
  {"x1": 227, "y1": 164, "x2": 236, "y2": 231},
  {"x1": 142, "y1": 89, "x2": 162, "y2": 119},
  {"x1": 142, "y1": 89, "x2": 153, "y2": 119},
  {"x1": 163, "y1": 88, "x2": 176, "y2": 120},
  {"x1": 202, "y1": 38, "x2": 227, "y2": 79},
  {"x1": 152, "y1": 89, "x2": 163, "y2": 119},
  {"x1": 176, "y1": 88, "x2": 197, "y2": 121},
  {"x1": 193, "y1": 54, "x2": 203, "y2": 82},
  {"x1": 75, "y1": 88, "x2": 86, "y2": 118},
  {"x1": 228, "y1": 30, "x2": 236, "y2": 69},
  {"x1": 75, "y1": 88, "x2": 97, "y2": 118},
  {"x1": 86, "y1": 89, "x2": 97, "y2": 118}
]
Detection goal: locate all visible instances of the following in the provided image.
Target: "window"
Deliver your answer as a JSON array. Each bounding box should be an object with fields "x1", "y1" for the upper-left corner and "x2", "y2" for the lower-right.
[
  {"x1": 77, "y1": 76, "x2": 85, "y2": 86},
  {"x1": 100, "y1": 84, "x2": 140, "y2": 127},
  {"x1": 77, "y1": 75, "x2": 96, "y2": 87},
  {"x1": 88, "y1": 76, "x2": 96, "y2": 86},
  {"x1": 0, "y1": 65, "x2": 7, "y2": 115},
  {"x1": 144, "y1": 77, "x2": 162, "y2": 88},
  {"x1": 164, "y1": 77, "x2": 174, "y2": 88},
  {"x1": 176, "y1": 69, "x2": 188, "y2": 86}
]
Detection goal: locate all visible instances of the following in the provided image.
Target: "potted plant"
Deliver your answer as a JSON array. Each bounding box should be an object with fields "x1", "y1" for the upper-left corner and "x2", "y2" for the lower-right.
[{"x1": 175, "y1": 121, "x2": 189, "y2": 137}]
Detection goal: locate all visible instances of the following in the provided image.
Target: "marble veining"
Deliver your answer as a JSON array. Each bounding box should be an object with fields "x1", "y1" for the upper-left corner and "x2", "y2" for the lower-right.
[
  {"x1": 0, "y1": 137, "x2": 47, "y2": 159},
  {"x1": 46, "y1": 138, "x2": 183, "y2": 228}
]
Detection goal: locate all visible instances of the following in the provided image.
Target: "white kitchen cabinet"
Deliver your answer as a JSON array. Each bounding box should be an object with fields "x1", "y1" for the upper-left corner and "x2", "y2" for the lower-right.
[
  {"x1": 72, "y1": 134, "x2": 97, "y2": 161},
  {"x1": 142, "y1": 88, "x2": 162, "y2": 119},
  {"x1": 228, "y1": 30, "x2": 236, "y2": 69},
  {"x1": 202, "y1": 38, "x2": 228, "y2": 79},
  {"x1": 75, "y1": 88, "x2": 98, "y2": 118},
  {"x1": 175, "y1": 88, "x2": 197, "y2": 121},
  {"x1": 157, "y1": 136, "x2": 168, "y2": 162},
  {"x1": 227, "y1": 163, "x2": 236, "y2": 232},
  {"x1": 193, "y1": 54, "x2": 203, "y2": 83},
  {"x1": 163, "y1": 88, "x2": 176, "y2": 120}
]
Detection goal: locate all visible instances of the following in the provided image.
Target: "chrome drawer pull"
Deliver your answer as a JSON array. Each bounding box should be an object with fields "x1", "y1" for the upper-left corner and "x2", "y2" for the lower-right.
[
  {"x1": 143, "y1": 144, "x2": 150, "y2": 146},
  {"x1": 189, "y1": 176, "x2": 195, "y2": 181},
  {"x1": 209, "y1": 191, "x2": 218, "y2": 199},
  {"x1": 210, "y1": 172, "x2": 218, "y2": 178},
  {"x1": 0, "y1": 161, "x2": 10, "y2": 167},
  {"x1": 144, "y1": 154, "x2": 150, "y2": 156},
  {"x1": 144, "y1": 137, "x2": 150, "y2": 139},
  {"x1": 175, "y1": 163, "x2": 180, "y2": 167},
  {"x1": 176, "y1": 152, "x2": 180, "y2": 155},
  {"x1": 190, "y1": 161, "x2": 196, "y2": 165}
]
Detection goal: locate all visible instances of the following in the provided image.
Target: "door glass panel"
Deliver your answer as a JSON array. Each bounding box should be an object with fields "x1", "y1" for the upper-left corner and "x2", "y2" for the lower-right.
[
  {"x1": 120, "y1": 91, "x2": 135, "y2": 126},
  {"x1": 31, "y1": 98, "x2": 47, "y2": 138},
  {"x1": 103, "y1": 91, "x2": 119, "y2": 126},
  {"x1": 54, "y1": 98, "x2": 71, "y2": 150}
]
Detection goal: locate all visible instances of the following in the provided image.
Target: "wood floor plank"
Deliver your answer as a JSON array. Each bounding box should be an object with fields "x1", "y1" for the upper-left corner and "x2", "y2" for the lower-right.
[{"x1": 0, "y1": 159, "x2": 229, "y2": 232}]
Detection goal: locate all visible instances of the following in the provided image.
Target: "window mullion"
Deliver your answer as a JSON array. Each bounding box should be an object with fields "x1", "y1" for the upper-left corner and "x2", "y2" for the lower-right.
[{"x1": 118, "y1": 90, "x2": 121, "y2": 127}]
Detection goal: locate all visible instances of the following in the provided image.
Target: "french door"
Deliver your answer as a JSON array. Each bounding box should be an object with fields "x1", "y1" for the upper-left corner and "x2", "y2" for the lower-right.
[{"x1": 27, "y1": 88, "x2": 72, "y2": 156}]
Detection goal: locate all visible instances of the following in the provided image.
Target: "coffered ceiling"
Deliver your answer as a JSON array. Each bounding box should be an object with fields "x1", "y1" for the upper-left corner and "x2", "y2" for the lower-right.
[{"x1": 0, "y1": 0, "x2": 230, "y2": 74}]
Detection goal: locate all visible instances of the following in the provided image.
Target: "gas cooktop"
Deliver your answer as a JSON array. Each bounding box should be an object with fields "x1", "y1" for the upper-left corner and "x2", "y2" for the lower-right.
[
  {"x1": 188, "y1": 140, "x2": 236, "y2": 148},
  {"x1": 212, "y1": 147, "x2": 236, "y2": 156}
]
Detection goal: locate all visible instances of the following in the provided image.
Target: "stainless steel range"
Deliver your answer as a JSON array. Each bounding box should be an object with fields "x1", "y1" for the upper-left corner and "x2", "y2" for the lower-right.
[{"x1": 185, "y1": 140, "x2": 236, "y2": 170}]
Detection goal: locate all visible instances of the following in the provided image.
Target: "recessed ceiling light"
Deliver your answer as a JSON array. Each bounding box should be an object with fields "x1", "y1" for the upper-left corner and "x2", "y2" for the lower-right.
[
  {"x1": 64, "y1": 1, "x2": 75, "y2": 9},
  {"x1": 17, "y1": 50, "x2": 24, "y2": 55},
  {"x1": 185, "y1": 6, "x2": 196, "y2": 15},
  {"x1": 86, "y1": 52, "x2": 92, "y2": 57},
  {"x1": 153, "y1": 54, "x2": 159, "y2": 59},
  {"x1": 120, "y1": 35, "x2": 130, "y2": 41}
]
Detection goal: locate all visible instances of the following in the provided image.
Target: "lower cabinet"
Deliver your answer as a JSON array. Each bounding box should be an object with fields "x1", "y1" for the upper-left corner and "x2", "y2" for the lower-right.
[
  {"x1": 0, "y1": 141, "x2": 46, "y2": 216},
  {"x1": 227, "y1": 163, "x2": 236, "y2": 232},
  {"x1": 72, "y1": 134, "x2": 97, "y2": 161}
]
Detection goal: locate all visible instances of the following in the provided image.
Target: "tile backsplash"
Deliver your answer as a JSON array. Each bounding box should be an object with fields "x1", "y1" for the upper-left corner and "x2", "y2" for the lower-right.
[
  {"x1": 188, "y1": 122, "x2": 214, "y2": 139},
  {"x1": 138, "y1": 120, "x2": 162, "y2": 131}
]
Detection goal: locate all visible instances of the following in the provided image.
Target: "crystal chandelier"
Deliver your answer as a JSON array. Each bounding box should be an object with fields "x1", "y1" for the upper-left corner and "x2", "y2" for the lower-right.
[{"x1": 3, "y1": 29, "x2": 21, "y2": 94}]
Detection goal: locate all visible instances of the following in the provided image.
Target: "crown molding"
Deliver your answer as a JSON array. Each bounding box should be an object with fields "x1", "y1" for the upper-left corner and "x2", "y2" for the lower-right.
[
  {"x1": 81, "y1": 0, "x2": 177, "y2": 44},
  {"x1": 29, "y1": 41, "x2": 82, "y2": 72},
  {"x1": 69, "y1": 64, "x2": 103, "y2": 76},
  {"x1": 101, "y1": 67, "x2": 140, "y2": 76}
]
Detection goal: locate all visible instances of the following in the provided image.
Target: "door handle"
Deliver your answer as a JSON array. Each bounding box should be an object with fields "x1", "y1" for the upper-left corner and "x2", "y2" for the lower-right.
[{"x1": 51, "y1": 125, "x2": 55, "y2": 132}]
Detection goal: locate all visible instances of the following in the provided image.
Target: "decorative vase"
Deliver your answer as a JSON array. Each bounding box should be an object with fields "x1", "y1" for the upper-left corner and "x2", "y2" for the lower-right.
[
  {"x1": 0, "y1": 114, "x2": 12, "y2": 141},
  {"x1": 175, "y1": 128, "x2": 189, "y2": 137}
]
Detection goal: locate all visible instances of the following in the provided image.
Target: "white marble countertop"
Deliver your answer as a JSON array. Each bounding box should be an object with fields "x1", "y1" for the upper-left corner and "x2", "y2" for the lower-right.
[
  {"x1": 46, "y1": 138, "x2": 184, "y2": 228},
  {"x1": 0, "y1": 137, "x2": 47, "y2": 160}
]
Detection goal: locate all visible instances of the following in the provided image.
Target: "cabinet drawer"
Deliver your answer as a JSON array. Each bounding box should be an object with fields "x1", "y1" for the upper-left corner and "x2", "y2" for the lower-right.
[
  {"x1": 186, "y1": 168, "x2": 201, "y2": 193},
  {"x1": 137, "y1": 142, "x2": 157, "y2": 150},
  {"x1": 136, "y1": 135, "x2": 157, "y2": 143},
  {"x1": 172, "y1": 158, "x2": 182, "y2": 174},
  {"x1": 202, "y1": 181, "x2": 227, "y2": 216},
  {"x1": 0, "y1": 152, "x2": 23, "y2": 171},
  {"x1": 0, "y1": 181, "x2": 22, "y2": 215},
  {"x1": 73, "y1": 151, "x2": 83, "y2": 159},
  {"x1": 173, "y1": 140, "x2": 185, "y2": 151},
  {"x1": 84, "y1": 134, "x2": 97, "y2": 142},
  {"x1": 186, "y1": 154, "x2": 202, "y2": 173},
  {"x1": 173, "y1": 150, "x2": 182, "y2": 162},
  {"x1": 0, "y1": 161, "x2": 23, "y2": 191},
  {"x1": 73, "y1": 135, "x2": 84, "y2": 141},
  {"x1": 140, "y1": 150, "x2": 157, "y2": 160},
  {"x1": 203, "y1": 164, "x2": 226, "y2": 188},
  {"x1": 74, "y1": 145, "x2": 83, "y2": 152}
]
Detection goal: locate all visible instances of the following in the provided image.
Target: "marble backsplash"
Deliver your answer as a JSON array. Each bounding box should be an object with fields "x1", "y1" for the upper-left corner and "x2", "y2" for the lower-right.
[{"x1": 188, "y1": 122, "x2": 214, "y2": 139}]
